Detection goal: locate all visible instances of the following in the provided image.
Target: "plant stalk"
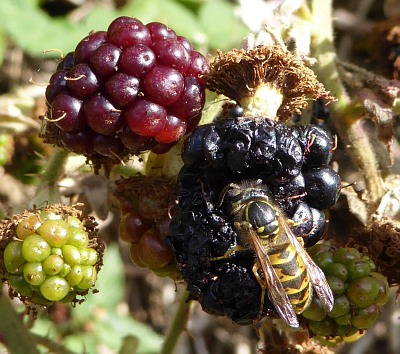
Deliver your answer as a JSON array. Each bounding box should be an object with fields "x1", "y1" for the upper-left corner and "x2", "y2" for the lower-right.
[
  {"x1": 160, "y1": 290, "x2": 191, "y2": 354},
  {"x1": 31, "y1": 148, "x2": 69, "y2": 207},
  {"x1": 309, "y1": 0, "x2": 385, "y2": 211},
  {"x1": 0, "y1": 295, "x2": 40, "y2": 354}
]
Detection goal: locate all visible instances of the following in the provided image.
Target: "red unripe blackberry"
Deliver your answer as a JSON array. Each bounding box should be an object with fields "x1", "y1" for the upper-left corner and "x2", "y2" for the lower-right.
[
  {"x1": 66, "y1": 63, "x2": 99, "y2": 98},
  {"x1": 115, "y1": 176, "x2": 179, "y2": 279},
  {"x1": 50, "y1": 93, "x2": 85, "y2": 132},
  {"x1": 41, "y1": 16, "x2": 209, "y2": 166},
  {"x1": 125, "y1": 100, "x2": 167, "y2": 137},
  {"x1": 74, "y1": 31, "x2": 108, "y2": 64},
  {"x1": 84, "y1": 94, "x2": 122, "y2": 135},
  {"x1": 119, "y1": 44, "x2": 156, "y2": 78}
]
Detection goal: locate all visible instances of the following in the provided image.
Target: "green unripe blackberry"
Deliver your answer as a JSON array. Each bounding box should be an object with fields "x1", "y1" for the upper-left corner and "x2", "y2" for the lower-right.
[
  {"x1": 347, "y1": 277, "x2": 380, "y2": 308},
  {"x1": 0, "y1": 205, "x2": 104, "y2": 309},
  {"x1": 300, "y1": 244, "x2": 390, "y2": 346},
  {"x1": 3, "y1": 241, "x2": 25, "y2": 274}
]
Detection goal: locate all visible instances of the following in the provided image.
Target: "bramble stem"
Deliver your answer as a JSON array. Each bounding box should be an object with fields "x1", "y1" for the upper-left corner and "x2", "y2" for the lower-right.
[
  {"x1": 309, "y1": 0, "x2": 384, "y2": 211},
  {"x1": 0, "y1": 295, "x2": 40, "y2": 354},
  {"x1": 160, "y1": 290, "x2": 191, "y2": 354},
  {"x1": 32, "y1": 149, "x2": 69, "y2": 207}
]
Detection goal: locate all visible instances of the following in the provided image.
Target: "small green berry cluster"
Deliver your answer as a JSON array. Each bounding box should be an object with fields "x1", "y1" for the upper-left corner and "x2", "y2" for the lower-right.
[
  {"x1": 301, "y1": 244, "x2": 390, "y2": 346},
  {"x1": 0, "y1": 205, "x2": 104, "y2": 307}
]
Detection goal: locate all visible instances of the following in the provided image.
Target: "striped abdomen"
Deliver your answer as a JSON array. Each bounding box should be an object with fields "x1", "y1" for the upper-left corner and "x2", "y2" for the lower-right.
[{"x1": 268, "y1": 242, "x2": 312, "y2": 314}]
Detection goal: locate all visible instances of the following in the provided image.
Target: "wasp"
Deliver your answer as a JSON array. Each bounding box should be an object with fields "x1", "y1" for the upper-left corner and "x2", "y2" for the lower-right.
[{"x1": 215, "y1": 179, "x2": 334, "y2": 327}]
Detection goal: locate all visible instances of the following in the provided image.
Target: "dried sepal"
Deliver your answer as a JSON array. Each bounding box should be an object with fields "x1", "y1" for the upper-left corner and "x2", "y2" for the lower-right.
[
  {"x1": 347, "y1": 218, "x2": 400, "y2": 286},
  {"x1": 340, "y1": 184, "x2": 369, "y2": 226},
  {"x1": 205, "y1": 45, "x2": 333, "y2": 121},
  {"x1": 114, "y1": 175, "x2": 176, "y2": 223},
  {"x1": 338, "y1": 61, "x2": 400, "y2": 165},
  {"x1": 374, "y1": 175, "x2": 400, "y2": 221},
  {"x1": 259, "y1": 319, "x2": 335, "y2": 354}
]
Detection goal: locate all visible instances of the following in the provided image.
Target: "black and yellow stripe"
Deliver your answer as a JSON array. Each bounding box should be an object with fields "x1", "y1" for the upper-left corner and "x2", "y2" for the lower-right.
[{"x1": 267, "y1": 242, "x2": 312, "y2": 314}]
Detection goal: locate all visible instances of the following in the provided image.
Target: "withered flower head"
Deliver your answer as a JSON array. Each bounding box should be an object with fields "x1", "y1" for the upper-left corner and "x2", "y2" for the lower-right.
[
  {"x1": 205, "y1": 45, "x2": 334, "y2": 121},
  {"x1": 349, "y1": 218, "x2": 400, "y2": 286},
  {"x1": 114, "y1": 175, "x2": 176, "y2": 223}
]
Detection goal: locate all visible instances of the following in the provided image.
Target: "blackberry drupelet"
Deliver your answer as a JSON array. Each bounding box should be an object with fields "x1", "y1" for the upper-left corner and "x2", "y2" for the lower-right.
[{"x1": 41, "y1": 17, "x2": 209, "y2": 167}]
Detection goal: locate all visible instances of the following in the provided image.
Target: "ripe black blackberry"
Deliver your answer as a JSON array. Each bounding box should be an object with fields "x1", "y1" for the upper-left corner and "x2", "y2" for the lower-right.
[
  {"x1": 41, "y1": 17, "x2": 209, "y2": 169},
  {"x1": 169, "y1": 116, "x2": 341, "y2": 325}
]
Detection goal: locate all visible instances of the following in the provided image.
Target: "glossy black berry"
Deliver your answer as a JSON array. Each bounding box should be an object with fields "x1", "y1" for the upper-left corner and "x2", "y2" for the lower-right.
[{"x1": 304, "y1": 166, "x2": 341, "y2": 210}]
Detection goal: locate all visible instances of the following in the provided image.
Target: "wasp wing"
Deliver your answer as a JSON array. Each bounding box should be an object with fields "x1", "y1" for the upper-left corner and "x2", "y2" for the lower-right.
[
  {"x1": 249, "y1": 229, "x2": 300, "y2": 328},
  {"x1": 279, "y1": 218, "x2": 334, "y2": 312}
]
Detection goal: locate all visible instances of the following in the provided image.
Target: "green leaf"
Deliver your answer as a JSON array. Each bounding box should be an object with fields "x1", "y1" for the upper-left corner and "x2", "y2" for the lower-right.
[
  {"x1": 120, "y1": 0, "x2": 206, "y2": 48},
  {"x1": 85, "y1": 242, "x2": 125, "y2": 309},
  {"x1": 62, "y1": 333, "x2": 98, "y2": 354},
  {"x1": 70, "y1": 243, "x2": 124, "y2": 322},
  {"x1": 198, "y1": 1, "x2": 249, "y2": 51},
  {"x1": 0, "y1": 0, "x2": 76, "y2": 57},
  {"x1": 94, "y1": 314, "x2": 162, "y2": 354},
  {"x1": 0, "y1": 30, "x2": 6, "y2": 67},
  {"x1": 0, "y1": 0, "x2": 118, "y2": 57}
]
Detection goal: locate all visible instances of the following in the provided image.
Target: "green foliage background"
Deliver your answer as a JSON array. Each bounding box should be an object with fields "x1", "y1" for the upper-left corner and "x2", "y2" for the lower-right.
[{"x1": 0, "y1": 0, "x2": 249, "y2": 64}]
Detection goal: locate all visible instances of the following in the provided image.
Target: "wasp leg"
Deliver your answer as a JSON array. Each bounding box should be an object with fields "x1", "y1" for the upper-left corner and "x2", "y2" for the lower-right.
[
  {"x1": 252, "y1": 262, "x2": 267, "y2": 322},
  {"x1": 209, "y1": 245, "x2": 247, "y2": 261}
]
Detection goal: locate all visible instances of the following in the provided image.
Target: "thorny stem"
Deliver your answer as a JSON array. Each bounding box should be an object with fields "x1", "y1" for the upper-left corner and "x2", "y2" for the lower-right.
[
  {"x1": 32, "y1": 148, "x2": 69, "y2": 207},
  {"x1": 160, "y1": 290, "x2": 191, "y2": 354},
  {"x1": 309, "y1": 0, "x2": 385, "y2": 211},
  {"x1": 0, "y1": 295, "x2": 40, "y2": 354}
]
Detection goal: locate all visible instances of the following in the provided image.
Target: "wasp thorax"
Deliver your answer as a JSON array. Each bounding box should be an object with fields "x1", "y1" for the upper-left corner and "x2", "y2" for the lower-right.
[{"x1": 244, "y1": 201, "x2": 279, "y2": 238}]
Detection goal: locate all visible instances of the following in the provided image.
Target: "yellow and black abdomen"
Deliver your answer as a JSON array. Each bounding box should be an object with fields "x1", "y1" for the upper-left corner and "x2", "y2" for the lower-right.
[{"x1": 268, "y1": 242, "x2": 312, "y2": 314}]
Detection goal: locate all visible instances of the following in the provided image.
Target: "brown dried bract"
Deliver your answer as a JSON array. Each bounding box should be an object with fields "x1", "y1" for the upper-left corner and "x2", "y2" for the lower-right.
[
  {"x1": 259, "y1": 320, "x2": 335, "y2": 354},
  {"x1": 348, "y1": 218, "x2": 400, "y2": 286},
  {"x1": 114, "y1": 175, "x2": 176, "y2": 223},
  {"x1": 369, "y1": 19, "x2": 400, "y2": 79},
  {"x1": 205, "y1": 45, "x2": 333, "y2": 121}
]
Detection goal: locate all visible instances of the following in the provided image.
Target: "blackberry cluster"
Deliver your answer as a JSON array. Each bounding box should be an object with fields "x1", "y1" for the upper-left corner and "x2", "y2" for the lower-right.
[
  {"x1": 302, "y1": 244, "x2": 389, "y2": 346},
  {"x1": 169, "y1": 117, "x2": 341, "y2": 325},
  {"x1": 115, "y1": 176, "x2": 178, "y2": 279},
  {"x1": 0, "y1": 205, "x2": 104, "y2": 308},
  {"x1": 42, "y1": 17, "x2": 209, "y2": 163}
]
